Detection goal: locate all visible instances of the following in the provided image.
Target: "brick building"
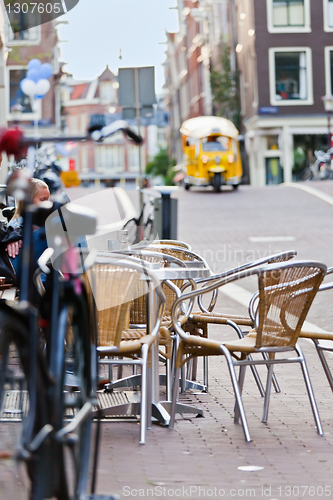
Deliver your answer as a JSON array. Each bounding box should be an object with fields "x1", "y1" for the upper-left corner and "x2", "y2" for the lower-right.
[
  {"x1": 5, "y1": 18, "x2": 62, "y2": 134},
  {"x1": 62, "y1": 66, "x2": 166, "y2": 188},
  {"x1": 0, "y1": 5, "x2": 7, "y2": 128},
  {"x1": 164, "y1": 0, "x2": 233, "y2": 164},
  {"x1": 234, "y1": 0, "x2": 333, "y2": 185}
]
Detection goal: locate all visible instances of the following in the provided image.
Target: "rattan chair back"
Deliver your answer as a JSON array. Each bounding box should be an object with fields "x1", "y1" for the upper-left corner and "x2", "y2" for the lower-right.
[
  {"x1": 88, "y1": 263, "x2": 140, "y2": 347},
  {"x1": 147, "y1": 245, "x2": 206, "y2": 315},
  {"x1": 255, "y1": 262, "x2": 326, "y2": 348},
  {"x1": 152, "y1": 240, "x2": 192, "y2": 250}
]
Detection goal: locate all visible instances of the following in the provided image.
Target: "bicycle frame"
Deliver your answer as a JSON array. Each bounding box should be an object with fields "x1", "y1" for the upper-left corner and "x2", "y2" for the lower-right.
[{"x1": 0, "y1": 120, "x2": 143, "y2": 499}]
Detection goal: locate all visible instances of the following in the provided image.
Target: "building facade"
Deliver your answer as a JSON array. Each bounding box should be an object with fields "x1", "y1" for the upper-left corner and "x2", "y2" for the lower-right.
[
  {"x1": 0, "y1": 3, "x2": 7, "y2": 128},
  {"x1": 5, "y1": 17, "x2": 62, "y2": 135},
  {"x1": 62, "y1": 67, "x2": 167, "y2": 188},
  {"x1": 164, "y1": 0, "x2": 234, "y2": 165},
  {"x1": 236, "y1": 0, "x2": 333, "y2": 185}
]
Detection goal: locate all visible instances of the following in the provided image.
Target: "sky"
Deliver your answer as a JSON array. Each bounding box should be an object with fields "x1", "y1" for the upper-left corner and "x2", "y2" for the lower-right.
[{"x1": 57, "y1": 0, "x2": 179, "y2": 94}]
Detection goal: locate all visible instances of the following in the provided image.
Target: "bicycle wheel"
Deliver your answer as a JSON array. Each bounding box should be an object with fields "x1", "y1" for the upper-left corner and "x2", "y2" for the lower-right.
[
  {"x1": 0, "y1": 310, "x2": 53, "y2": 499},
  {"x1": 0, "y1": 311, "x2": 28, "y2": 419},
  {"x1": 123, "y1": 218, "x2": 138, "y2": 244},
  {"x1": 53, "y1": 294, "x2": 93, "y2": 500},
  {"x1": 143, "y1": 217, "x2": 154, "y2": 241},
  {"x1": 301, "y1": 167, "x2": 314, "y2": 181}
]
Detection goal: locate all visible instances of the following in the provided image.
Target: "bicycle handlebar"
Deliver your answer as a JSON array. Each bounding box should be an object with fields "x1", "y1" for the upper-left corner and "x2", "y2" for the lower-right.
[{"x1": 0, "y1": 119, "x2": 143, "y2": 158}]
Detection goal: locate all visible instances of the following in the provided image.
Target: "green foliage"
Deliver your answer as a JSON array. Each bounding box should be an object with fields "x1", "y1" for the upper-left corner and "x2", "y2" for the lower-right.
[
  {"x1": 8, "y1": 49, "x2": 53, "y2": 65},
  {"x1": 210, "y1": 45, "x2": 240, "y2": 129},
  {"x1": 292, "y1": 146, "x2": 307, "y2": 173},
  {"x1": 145, "y1": 148, "x2": 176, "y2": 186}
]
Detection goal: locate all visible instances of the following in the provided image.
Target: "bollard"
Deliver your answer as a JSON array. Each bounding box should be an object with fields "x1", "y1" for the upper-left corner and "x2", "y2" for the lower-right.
[{"x1": 153, "y1": 186, "x2": 178, "y2": 240}]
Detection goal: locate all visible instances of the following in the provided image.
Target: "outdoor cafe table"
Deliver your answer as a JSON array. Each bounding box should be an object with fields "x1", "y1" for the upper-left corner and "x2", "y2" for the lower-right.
[
  {"x1": 145, "y1": 261, "x2": 211, "y2": 426},
  {"x1": 93, "y1": 257, "x2": 210, "y2": 427}
]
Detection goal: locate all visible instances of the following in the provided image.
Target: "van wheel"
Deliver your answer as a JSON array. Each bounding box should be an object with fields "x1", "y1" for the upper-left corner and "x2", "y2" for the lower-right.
[
  {"x1": 184, "y1": 181, "x2": 191, "y2": 191},
  {"x1": 213, "y1": 173, "x2": 221, "y2": 193},
  {"x1": 232, "y1": 184, "x2": 239, "y2": 190}
]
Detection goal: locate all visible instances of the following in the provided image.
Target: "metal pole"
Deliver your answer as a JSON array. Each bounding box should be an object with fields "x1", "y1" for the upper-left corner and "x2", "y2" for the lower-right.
[
  {"x1": 134, "y1": 68, "x2": 143, "y2": 211},
  {"x1": 328, "y1": 111, "x2": 332, "y2": 151}
]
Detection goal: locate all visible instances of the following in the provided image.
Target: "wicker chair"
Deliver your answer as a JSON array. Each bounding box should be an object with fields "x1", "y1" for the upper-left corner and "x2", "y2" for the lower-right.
[
  {"x1": 181, "y1": 250, "x2": 297, "y2": 395},
  {"x1": 152, "y1": 240, "x2": 192, "y2": 250},
  {"x1": 87, "y1": 254, "x2": 165, "y2": 444},
  {"x1": 97, "y1": 249, "x2": 193, "y2": 401},
  {"x1": 169, "y1": 260, "x2": 326, "y2": 442},
  {"x1": 298, "y1": 266, "x2": 333, "y2": 391},
  {"x1": 143, "y1": 245, "x2": 211, "y2": 393}
]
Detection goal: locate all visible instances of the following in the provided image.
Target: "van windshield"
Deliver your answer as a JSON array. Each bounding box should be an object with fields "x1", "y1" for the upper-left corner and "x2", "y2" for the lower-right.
[{"x1": 202, "y1": 136, "x2": 229, "y2": 151}]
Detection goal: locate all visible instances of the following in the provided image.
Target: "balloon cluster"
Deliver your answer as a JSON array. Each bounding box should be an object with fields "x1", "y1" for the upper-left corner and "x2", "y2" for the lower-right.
[{"x1": 20, "y1": 59, "x2": 53, "y2": 99}]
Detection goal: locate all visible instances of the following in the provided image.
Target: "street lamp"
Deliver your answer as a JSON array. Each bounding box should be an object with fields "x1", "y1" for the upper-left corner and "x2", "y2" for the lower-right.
[{"x1": 321, "y1": 93, "x2": 333, "y2": 151}]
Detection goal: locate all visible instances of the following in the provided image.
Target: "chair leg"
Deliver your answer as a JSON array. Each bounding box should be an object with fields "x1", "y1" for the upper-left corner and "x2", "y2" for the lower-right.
[
  {"x1": 139, "y1": 344, "x2": 149, "y2": 445},
  {"x1": 191, "y1": 357, "x2": 198, "y2": 380},
  {"x1": 203, "y1": 356, "x2": 208, "y2": 390},
  {"x1": 147, "y1": 357, "x2": 152, "y2": 430},
  {"x1": 247, "y1": 355, "x2": 265, "y2": 397},
  {"x1": 108, "y1": 363, "x2": 113, "y2": 384},
  {"x1": 234, "y1": 364, "x2": 246, "y2": 424},
  {"x1": 180, "y1": 362, "x2": 186, "y2": 394},
  {"x1": 313, "y1": 340, "x2": 333, "y2": 392},
  {"x1": 166, "y1": 357, "x2": 172, "y2": 401},
  {"x1": 295, "y1": 344, "x2": 323, "y2": 436},
  {"x1": 262, "y1": 352, "x2": 281, "y2": 393},
  {"x1": 117, "y1": 357, "x2": 123, "y2": 379},
  {"x1": 169, "y1": 367, "x2": 180, "y2": 430},
  {"x1": 262, "y1": 364, "x2": 274, "y2": 423},
  {"x1": 220, "y1": 346, "x2": 251, "y2": 442},
  {"x1": 226, "y1": 320, "x2": 265, "y2": 397}
]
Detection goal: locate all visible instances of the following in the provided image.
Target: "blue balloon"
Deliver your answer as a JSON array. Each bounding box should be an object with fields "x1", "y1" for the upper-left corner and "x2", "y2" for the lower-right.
[
  {"x1": 27, "y1": 58, "x2": 42, "y2": 70},
  {"x1": 27, "y1": 68, "x2": 41, "y2": 83},
  {"x1": 40, "y1": 63, "x2": 53, "y2": 79}
]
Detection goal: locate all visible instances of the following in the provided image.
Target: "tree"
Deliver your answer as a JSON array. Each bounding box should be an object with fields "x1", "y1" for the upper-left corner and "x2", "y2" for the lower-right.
[
  {"x1": 145, "y1": 148, "x2": 176, "y2": 186},
  {"x1": 210, "y1": 45, "x2": 240, "y2": 129}
]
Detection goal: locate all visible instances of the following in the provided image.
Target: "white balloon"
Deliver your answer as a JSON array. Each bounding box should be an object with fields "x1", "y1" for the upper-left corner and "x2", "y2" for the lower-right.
[
  {"x1": 36, "y1": 79, "x2": 50, "y2": 96},
  {"x1": 21, "y1": 79, "x2": 37, "y2": 97}
]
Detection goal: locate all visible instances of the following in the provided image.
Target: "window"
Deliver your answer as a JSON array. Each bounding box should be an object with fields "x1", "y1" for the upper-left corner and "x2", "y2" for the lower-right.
[
  {"x1": 273, "y1": 0, "x2": 304, "y2": 26},
  {"x1": 202, "y1": 137, "x2": 230, "y2": 152},
  {"x1": 323, "y1": 0, "x2": 333, "y2": 31},
  {"x1": 7, "y1": 67, "x2": 41, "y2": 119},
  {"x1": 128, "y1": 145, "x2": 140, "y2": 172},
  {"x1": 6, "y1": 18, "x2": 41, "y2": 45},
  {"x1": 99, "y1": 82, "x2": 116, "y2": 104},
  {"x1": 267, "y1": 0, "x2": 311, "y2": 33},
  {"x1": 80, "y1": 145, "x2": 88, "y2": 173},
  {"x1": 324, "y1": 47, "x2": 333, "y2": 95},
  {"x1": 95, "y1": 146, "x2": 124, "y2": 172},
  {"x1": 157, "y1": 128, "x2": 166, "y2": 143},
  {"x1": 269, "y1": 48, "x2": 313, "y2": 105}
]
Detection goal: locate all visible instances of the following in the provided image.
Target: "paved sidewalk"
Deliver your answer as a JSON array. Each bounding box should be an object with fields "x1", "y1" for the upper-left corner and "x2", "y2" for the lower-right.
[{"x1": 1, "y1": 182, "x2": 333, "y2": 500}]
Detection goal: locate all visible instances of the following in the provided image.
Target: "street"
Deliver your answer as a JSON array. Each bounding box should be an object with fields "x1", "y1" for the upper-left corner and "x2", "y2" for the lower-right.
[
  {"x1": 175, "y1": 182, "x2": 333, "y2": 332},
  {"x1": 1, "y1": 181, "x2": 333, "y2": 499}
]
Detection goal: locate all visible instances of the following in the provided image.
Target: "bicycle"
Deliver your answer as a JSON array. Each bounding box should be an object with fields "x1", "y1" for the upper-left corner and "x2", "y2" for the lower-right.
[
  {"x1": 122, "y1": 188, "x2": 160, "y2": 244},
  {"x1": 0, "y1": 120, "x2": 142, "y2": 500}
]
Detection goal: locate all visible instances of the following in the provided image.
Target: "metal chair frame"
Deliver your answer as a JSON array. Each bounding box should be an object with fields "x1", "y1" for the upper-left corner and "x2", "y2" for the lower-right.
[{"x1": 170, "y1": 260, "x2": 326, "y2": 442}]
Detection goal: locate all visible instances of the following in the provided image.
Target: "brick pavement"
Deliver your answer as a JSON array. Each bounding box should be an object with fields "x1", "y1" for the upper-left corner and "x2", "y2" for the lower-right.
[{"x1": 1, "y1": 182, "x2": 333, "y2": 500}]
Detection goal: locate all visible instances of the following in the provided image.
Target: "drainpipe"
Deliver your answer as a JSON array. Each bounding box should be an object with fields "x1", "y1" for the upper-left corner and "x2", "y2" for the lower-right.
[{"x1": 281, "y1": 126, "x2": 293, "y2": 183}]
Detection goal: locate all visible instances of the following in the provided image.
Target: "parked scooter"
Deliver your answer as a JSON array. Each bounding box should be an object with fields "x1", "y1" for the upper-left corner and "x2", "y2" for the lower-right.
[
  {"x1": 313, "y1": 148, "x2": 333, "y2": 180},
  {"x1": 301, "y1": 147, "x2": 333, "y2": 181}
]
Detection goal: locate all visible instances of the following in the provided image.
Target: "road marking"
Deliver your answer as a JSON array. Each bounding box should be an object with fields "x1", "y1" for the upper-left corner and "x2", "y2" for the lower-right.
[
  {"x1": 220, "y1": 283, "x2": 332, "y2": 344},
  {"x1": 282, "y1": 182, "x2": 333, "y2": 206},
  {"x1": 249, "y1": 236, "x2": 295, "y2": 242}
]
